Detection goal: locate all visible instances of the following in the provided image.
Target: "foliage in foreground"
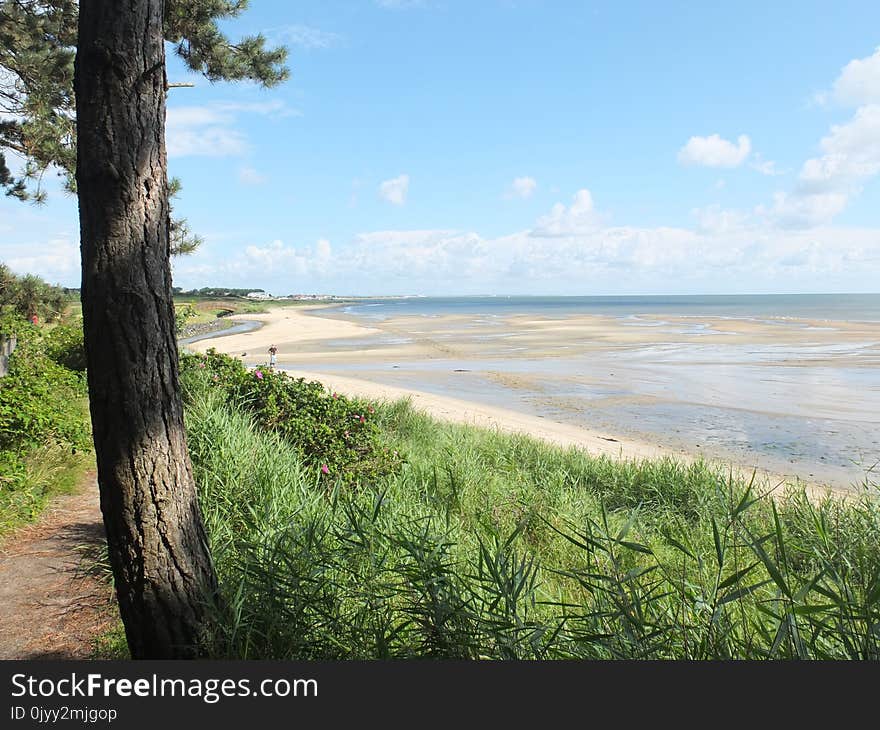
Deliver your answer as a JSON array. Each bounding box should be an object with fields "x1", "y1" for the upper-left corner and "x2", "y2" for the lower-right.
[
  {"x1": 181, "y1": 350, "x2": 403, "y2": 487},
  {"x1": 0, "y1": 313, "x2": 91, "y2": 536},
  {"x1": 0, "y1": 313, "x2": 89, "y2": 453},
  {"x1": 185, "y1": 388, "x2": 880, "y2": 660}
]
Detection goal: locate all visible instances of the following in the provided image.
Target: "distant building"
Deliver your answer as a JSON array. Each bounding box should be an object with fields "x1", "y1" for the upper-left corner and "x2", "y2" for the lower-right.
[{"x1": 286, "y1": 294, "x2": 340, "y2": 301}]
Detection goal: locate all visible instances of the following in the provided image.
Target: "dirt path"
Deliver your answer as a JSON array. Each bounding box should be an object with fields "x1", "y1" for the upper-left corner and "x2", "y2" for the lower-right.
[{"x1": 0, "y1": 473, "x2": 119, "y2": 659}]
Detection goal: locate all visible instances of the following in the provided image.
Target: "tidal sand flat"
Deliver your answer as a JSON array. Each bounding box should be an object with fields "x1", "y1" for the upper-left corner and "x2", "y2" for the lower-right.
[{"x1": 195, "y1": 295, "x2": 880, "y2": 493}]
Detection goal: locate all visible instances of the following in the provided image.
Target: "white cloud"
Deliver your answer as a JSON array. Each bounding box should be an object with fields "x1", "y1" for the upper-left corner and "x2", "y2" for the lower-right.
[
  {"x1": 798, "y1": 104, "x2": 880, "y2": 191},
  {"x1": 335, "y1": 191, "x2": 879, "y2": 289},
  {"x1": 244, "y1": 240, "x2": 302, "y2": 269},
  {"x1": 4, "y1": 236, "x2": 80, "y2": 284},
  {"x1": 750, "y1": 156, "x2": 782, "y2": 176},
  {"x1": 379, "y1": 174, "x2": 410, "y2": 206},
  {"x1": 700, "y1": 101, "x2": 880, "y2": 230},
  {"x1": 330, "y1": 213, "x2": 879, "y2": 292},
  {"x1": 166, "y1": 101, "x2": 298, "y2": 158},
  {"x1": 239, "y1": 166, "x2": 267, "y2": 186},
  {"x1": 316, "y1": 239, "x2": 332, "y2": 260},
  {"x1": 678, "y1": 134, "x2": 752, "y2": 168},
  {"x1": 532, "y1": 189, "x2": 600, "y2": 236},
  {"x1": 788, "y1": 48, "x2": 880, "y2": 223},
  {"x1": 172, "y1": 188, "x2": 880, "y2": 295},
  {"x1": 692, "y1": 204, "x2": 751, "y2": 234},
  {"x1": 829, "y1": 46, "x2": 880, "y2": 107},
  {"x1": 759, "y1": 191, "x2": 850, "y2": 229},
  {"x1": 506, "y1": 176, "x2": 537, "y2": 199},
  {"x1": 351, "y1": 230, "x2": 482, "y2": 277},
  {"x1": 166, "y1": 109, "x2": 246, "y2": 157},
  {"x1": 175, "y1": 238, "x2": 336, "y2": 285}
]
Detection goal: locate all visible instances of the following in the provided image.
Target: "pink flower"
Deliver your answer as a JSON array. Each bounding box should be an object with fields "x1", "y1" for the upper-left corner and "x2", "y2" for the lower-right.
[
  {"x1": 321, "y1": 464, "x2": 330, "y2": 475},
  {"x1": 332, "y1": 392, "x2": 338, "y2": 399},
  {"x1": 255, "y1": 370, "x2": 263, "y2": 380},
  {"x1": 198, "y1": 362, "x2": 205, "y2": 369},
  {"x1": 359, "y1": 415, "x2": 366, "y2": 424}
]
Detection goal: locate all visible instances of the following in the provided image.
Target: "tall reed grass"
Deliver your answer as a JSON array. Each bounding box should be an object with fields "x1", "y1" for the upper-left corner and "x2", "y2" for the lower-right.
[{"x1": 185, "y1": 390, "x2": 880, "y2": 659}]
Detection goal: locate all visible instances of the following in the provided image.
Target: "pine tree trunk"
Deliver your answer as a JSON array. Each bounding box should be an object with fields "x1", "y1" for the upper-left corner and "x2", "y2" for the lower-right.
[{"x1": 74, "y1": 0, "x2": 218, "y2": 659}]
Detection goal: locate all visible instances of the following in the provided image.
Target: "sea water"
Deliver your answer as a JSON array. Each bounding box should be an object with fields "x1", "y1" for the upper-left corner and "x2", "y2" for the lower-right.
[
  {"x1": 339, "y1": 293, "x2": 880, "y2": 322},
  {"x1": 310, "y1": 294, "x2": 880, "y2": 489}
]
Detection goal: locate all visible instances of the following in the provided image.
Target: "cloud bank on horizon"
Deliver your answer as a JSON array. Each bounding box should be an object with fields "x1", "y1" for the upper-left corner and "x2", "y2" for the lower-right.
[{"x1": 2, "y1": 6, "x2": 879, "y2": 296}]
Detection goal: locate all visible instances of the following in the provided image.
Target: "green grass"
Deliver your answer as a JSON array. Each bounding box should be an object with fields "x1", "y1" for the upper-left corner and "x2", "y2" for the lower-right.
[
  {"x1": 90, "y1": 622, "x2": 130, "y2": 660},
  {"x1": 185, "y1": 389, "x2": 880, "y2": 660},
  {"x1": 174, "y1": 295, "x2": 323, "y2": 320},
  {"x1": 0, "y1": 444, "x2": 93, "y2": 541}
]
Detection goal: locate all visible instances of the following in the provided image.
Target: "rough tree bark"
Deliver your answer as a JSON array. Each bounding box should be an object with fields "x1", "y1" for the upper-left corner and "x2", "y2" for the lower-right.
[{"x1": 74, "y1": 0, "x2": 218, "y2": 659}]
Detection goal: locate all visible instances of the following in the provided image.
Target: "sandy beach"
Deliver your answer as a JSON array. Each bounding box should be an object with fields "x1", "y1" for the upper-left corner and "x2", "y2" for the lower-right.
[
  {"x1": 187, "y1": 303, "x2": 880, "y2": 497},
  {"x1": 188, "y1": 306, "x2": 687, "y2": 463},
  {"x1": 187, "y1": 305, "x2": 382, "y2": 357}
]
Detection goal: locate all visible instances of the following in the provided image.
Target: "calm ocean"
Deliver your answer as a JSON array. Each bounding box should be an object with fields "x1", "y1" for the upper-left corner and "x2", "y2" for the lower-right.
[
  {"x1": 340, "y1": 293, "x2": 880, "y2": 322},
  {"x1": 312, "y1": 292, "x2": 880, "y2": 488}
]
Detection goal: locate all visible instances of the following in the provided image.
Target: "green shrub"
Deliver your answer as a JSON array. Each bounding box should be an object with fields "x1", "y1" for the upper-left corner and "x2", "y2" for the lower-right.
[
  {"x1": 0, "y1": 265, "x2": 70, "y2": 323},
  {"x1": 180, "y1": 349, "x2": 402, "y2": 487},
  {"x1": 174, "y1": 303, "x2": 197, "y2": 333},
  {"x1": 0, "y1": 316, "x2": 90, "y2": 453},
  {"x1": 0, "y1": 313, "x2": 92, "y2": 536},
  {"x1": 44, "y1": 318, "x2": 87, "y2": 371}
]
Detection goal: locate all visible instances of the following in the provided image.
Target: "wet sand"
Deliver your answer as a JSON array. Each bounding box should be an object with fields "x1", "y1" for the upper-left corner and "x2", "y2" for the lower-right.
[{"x1": 192, "y1": 305, "x2": 880, "y2": 495}]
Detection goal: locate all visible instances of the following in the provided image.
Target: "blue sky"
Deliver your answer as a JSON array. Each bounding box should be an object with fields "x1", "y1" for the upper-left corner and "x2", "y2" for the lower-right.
[{"x1": 2, "y1": 0, "x2": 880, "y2": 295}]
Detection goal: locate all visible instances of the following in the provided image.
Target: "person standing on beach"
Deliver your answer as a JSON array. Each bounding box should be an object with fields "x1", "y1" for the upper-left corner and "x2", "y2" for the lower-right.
[{"x1": 268, "y1": 344, "x2": 278, "y2": 370}]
